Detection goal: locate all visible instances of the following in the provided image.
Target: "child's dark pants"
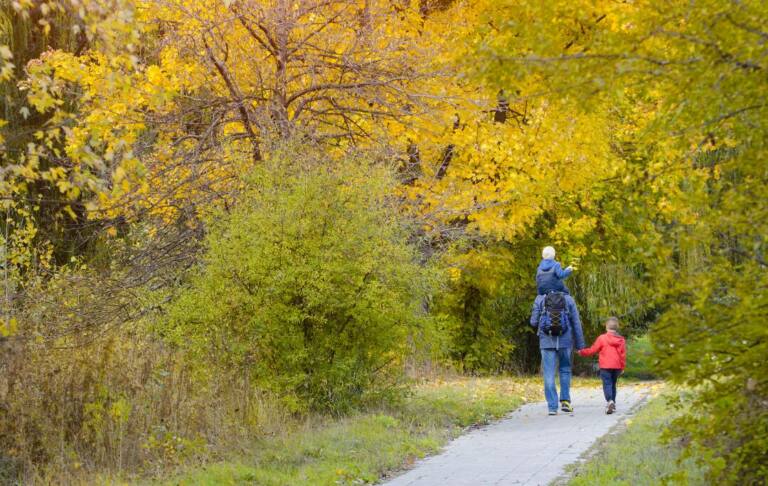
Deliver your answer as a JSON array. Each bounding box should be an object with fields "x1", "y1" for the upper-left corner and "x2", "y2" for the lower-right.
[{"x1": 599, "y1": 369, "x2": 621, "y2": 402}]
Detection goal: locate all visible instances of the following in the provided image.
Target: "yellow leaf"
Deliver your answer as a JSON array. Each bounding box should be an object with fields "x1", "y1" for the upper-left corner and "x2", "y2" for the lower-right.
[{"x1": 0, "y1": 318, "x2": 18, "y2": 337}]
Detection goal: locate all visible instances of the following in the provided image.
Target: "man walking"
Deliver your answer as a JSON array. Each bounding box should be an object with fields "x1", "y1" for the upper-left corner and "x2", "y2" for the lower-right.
[{"x1": 530, "y1": 291, "x2": 586, "y2": 415}]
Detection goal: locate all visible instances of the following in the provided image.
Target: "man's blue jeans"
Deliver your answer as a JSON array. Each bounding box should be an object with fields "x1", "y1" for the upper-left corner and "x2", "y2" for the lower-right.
[{"x1": 541, "y1": 348, "x2": 572, "y2": 411}]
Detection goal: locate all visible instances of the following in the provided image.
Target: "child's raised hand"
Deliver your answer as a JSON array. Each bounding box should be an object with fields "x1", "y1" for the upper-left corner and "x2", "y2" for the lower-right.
[{"x1": 569, "y1": 257, "x2": 581, "y2": 271}]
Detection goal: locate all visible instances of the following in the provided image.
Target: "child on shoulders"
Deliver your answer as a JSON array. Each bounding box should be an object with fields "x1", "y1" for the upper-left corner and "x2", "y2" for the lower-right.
[{"x1": 536, "y1": 246, "x2": 574, "y2": 295}]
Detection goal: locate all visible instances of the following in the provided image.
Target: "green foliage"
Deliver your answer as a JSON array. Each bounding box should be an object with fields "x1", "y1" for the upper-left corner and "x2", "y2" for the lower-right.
[
  {"x1": 161, "y1": 148, "x2": 432, "y2": 414},
  {"x1": 571, "y1": 264, "x2": 655, "y2": 335},
  {"x1": 435, "y1": 242, "x2": 539, "y2": 373},
  {"x1": 622, "y1": 335, "x2": 656, "y2": 381}
]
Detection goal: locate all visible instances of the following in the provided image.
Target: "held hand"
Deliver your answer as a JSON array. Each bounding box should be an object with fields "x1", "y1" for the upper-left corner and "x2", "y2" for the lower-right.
[{"x1": 566, "y1": 265, "x2": 576, "y2": 272}]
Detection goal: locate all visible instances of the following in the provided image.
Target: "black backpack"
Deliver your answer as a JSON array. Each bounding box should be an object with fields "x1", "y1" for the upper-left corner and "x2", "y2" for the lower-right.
[{"x1": 541, "y1": 292, "x2": 568, "y2": 337}]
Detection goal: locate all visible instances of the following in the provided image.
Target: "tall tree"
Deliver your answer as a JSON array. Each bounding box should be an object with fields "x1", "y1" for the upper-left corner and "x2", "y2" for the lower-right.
[{"x1": 471, "y1": 0, "x2": 768, "y2": 482}]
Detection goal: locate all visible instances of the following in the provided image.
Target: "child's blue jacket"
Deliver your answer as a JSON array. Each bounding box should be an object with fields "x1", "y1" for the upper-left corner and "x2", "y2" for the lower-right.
[
  {"x1": 536, "y1": 259, "x2": 572, "y2": 294},
  {"x1": 537, "y1": 259, "x2": 572, "y2": 278}
]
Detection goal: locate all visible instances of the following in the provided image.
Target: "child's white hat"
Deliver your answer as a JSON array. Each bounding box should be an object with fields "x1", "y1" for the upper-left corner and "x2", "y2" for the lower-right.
[{"x1": 542, "y1": 246, "x2": 556, "y2": 260}]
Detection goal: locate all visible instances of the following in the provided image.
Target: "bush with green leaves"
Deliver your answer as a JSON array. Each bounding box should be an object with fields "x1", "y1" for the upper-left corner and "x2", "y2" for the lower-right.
[
  {"x1": 160, "y1": 149, "x2": 431, "y2": 414},
  {"x1": 435, "y1": 242, "x2": 537, "y2": 374}
]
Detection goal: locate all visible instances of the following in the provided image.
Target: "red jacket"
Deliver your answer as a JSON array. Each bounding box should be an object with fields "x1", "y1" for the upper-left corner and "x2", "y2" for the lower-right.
[{"x1": 578, "y1": 331, "x2": 626, "y2": 370}]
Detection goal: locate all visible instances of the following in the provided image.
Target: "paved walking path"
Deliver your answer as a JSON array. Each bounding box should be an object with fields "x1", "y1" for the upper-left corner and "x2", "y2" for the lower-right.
[{"x1": 380, "y1": 384, "x2": 651, "y2": 486}]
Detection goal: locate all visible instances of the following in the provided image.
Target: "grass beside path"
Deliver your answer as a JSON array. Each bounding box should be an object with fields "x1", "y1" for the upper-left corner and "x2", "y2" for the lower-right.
[
  {"x1": 154, "y1": 377, "x2": 539, "y2": 486},
  {"x1": 564, "y1": 388, "x2": 707, "y2": 485}
]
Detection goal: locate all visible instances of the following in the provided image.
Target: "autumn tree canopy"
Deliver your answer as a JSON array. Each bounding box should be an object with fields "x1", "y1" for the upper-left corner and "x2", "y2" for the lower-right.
[{"x1": 1, "y1": 0, "x2": 766, "y2": 483}]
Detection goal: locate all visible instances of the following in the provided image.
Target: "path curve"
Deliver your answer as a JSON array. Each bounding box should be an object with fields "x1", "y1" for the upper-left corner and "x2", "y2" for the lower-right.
[{"x1": 380, "y1": 384, "x2": 651, "y2": 486}]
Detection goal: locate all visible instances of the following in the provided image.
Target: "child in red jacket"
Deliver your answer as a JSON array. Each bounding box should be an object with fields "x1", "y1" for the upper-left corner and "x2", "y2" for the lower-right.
[{"x1": 578, "y1": 317, "x2": 626, "y2": 414}]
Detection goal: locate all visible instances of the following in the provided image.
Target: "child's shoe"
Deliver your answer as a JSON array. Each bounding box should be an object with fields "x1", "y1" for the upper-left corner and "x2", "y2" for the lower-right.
[
  {"x1": 548, "y1": 410, "x2": 558, "y2": 416},
  {"x1": 560, "y1": 400, "x2": 573, "y2": 413}
]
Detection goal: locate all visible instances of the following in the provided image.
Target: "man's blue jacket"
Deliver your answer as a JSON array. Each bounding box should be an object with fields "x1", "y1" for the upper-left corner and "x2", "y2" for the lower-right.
[{"x1": 530, "y1": 294, "x2": 586, "y2": 350}]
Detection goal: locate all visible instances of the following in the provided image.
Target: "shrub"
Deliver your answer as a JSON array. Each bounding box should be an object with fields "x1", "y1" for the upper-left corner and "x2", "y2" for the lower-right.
[
  {"x1": 0, "y1": 246, "x2": 274, "y2": 480},
  {"x1": 622, "y1": 334, "x2": 656, "y2": 380},
  {"x1": 161, "y1": 148, "x2": 432, "y2": 414}
]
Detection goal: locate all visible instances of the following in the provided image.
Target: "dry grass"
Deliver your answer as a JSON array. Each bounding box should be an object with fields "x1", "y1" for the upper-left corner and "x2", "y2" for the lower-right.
[
  {"x1": 2, "y1": 324, "x2": 541, "y2": 486},
  {"x1": 1, "y1": 327, "x2": 291, "y2": 484}
]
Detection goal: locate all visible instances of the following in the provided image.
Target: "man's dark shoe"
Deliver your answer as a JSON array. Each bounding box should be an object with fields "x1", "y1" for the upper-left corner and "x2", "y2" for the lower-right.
[
  {"x1": 560, "y1": 400, "x2": 573, "y2": 413},
  {"x1": 607, "y1": 400, "x2": 616, "y2": 414}
]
